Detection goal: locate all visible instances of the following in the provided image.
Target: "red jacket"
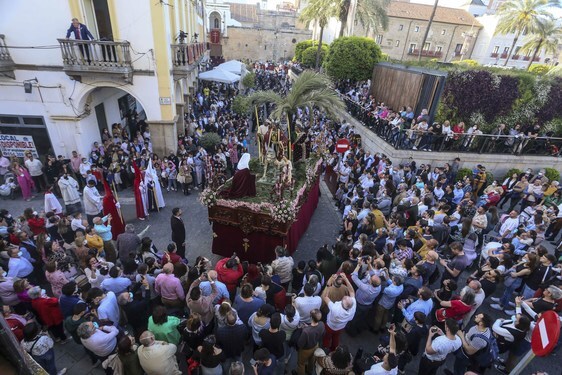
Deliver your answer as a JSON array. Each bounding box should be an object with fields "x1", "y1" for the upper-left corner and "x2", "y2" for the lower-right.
[
  {"x1": 161, "y1": 252, "x2": 182, "y2": 266},
  {"x1": 31, "y1": 297, "x2": 64, "y2": 327},
  {"x1": 28, "y1": 217, "x2": 46, "y2": 236},
  {"x1": 215, "y1": 258, "x2": 243, "y2": 292}
]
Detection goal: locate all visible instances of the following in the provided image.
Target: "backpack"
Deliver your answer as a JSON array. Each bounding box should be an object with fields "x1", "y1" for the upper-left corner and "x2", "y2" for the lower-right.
[{"x1": 469, "y1": 333, "x2": 500, "y2": 368}]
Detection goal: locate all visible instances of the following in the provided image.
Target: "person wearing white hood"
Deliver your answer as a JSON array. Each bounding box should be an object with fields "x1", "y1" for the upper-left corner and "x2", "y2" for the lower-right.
[
  {"x1": 224, "y1": 153, "x2": 256, "y2": 198},
  {"x1": 58, "y1": 172, "x2": 82, "y2": 214}
]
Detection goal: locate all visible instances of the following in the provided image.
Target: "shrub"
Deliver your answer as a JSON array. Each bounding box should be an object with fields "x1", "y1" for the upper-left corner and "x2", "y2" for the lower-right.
[
  {"x1": 231, "y1": 95, "x2": 250, "y2": 116},
  {"x1": 503, "y1": 168, "x2": 523, "y2": 181},
  {"x1": 324, "y1": 36, "x2": 382, "y2": 81},
  {"x1": 544, "y1": 168, "x2": 560, "y2": 183},
  {"x1": 293, "y1": 40, "x2": 327, "y2": 62},
  {"x1": 301, "y1": 45, "x2": 329, "y2": 68},
  {"x1": 199, "y1": 132, "x2": 222, "y2": 153},
  {"x1": 241, "y1": 72, "x2": 256, "y2": 89},
  {"x1": 452, "y1": 59, "x2": 479, "y2": 68},
  {"x1": 456, "y1": 168, "x2": 473, "y2": 182},
  {"x1": 528, "y1": 64, "x2": 551, "y2": 75}
]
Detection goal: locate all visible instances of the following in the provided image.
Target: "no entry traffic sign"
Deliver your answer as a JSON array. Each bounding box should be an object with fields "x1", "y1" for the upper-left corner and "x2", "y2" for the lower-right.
[
  {"x1": 531, "y1": 310, "x2": 560, "y2": 356},
  {"x1": 336, "y1": 139, "x2": 350, "y2": 153}
]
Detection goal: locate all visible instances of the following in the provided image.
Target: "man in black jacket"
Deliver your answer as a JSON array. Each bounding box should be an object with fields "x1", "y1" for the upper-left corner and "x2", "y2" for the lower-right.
[
  {"x1": 170, "y1": 207, "x2": 186, "y2": 258},
  {"x1": 216, "y1": 311, "x2": 248, "y2": 371}
]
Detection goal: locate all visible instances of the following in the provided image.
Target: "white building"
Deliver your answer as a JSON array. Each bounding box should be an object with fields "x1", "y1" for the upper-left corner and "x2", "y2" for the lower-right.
[{"x1": 0, "y1": 0, "x2": 208, "y2": 159}]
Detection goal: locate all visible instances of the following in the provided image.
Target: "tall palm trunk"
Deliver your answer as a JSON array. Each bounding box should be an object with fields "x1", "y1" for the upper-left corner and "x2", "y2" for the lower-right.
[
  {"x1": 504, "y1": 30, "x2": 520, "y2": 66},
  {"x1": 527, "y1": 39, "x2": 543, "y2": 70},
  {"x1": 419, "y1": 0, "x2": 438, "y2": 62},
  {"x1": 315, "y1": 25, "x2": 325, "y2": 70},
  {"x1": 339, "y1": 0, "x2": 351, "y2": 37}
]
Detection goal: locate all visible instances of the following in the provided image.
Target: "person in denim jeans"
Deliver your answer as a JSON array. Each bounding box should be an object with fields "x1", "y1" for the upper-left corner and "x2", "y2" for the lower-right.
[{"x1": 21, "y1": 321, "x2": 67, "y2": 375}]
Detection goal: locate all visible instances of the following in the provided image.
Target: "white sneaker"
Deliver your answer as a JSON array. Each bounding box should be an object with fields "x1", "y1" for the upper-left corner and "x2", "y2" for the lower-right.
[
  {"x1": 490, "y1": 303, "x2": 503, "y2": 311},
  {"x1": 505, "y1": 309, "x2": 515, "y2": 315},
  {"x1": 412, "y1": 146, "x2": 417, "y2": 150},
  {"x1": 491, "y1": 297, "x2": 501, "y2": 303},
  {"x1": 57, "y1": 369, "x2": 67, "y2": 375},
  {"x1": 508, "y1": 301, "x2": 516, "y2": 307}
]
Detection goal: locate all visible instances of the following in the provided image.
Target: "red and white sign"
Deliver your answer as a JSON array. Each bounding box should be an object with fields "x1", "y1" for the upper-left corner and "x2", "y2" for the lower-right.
[
  {"x1": 336, "y1": 139, "x2": 350, "y2": 153},
  {"x1": 531, "y1": 310, "x2": 560, "y2": 357}
]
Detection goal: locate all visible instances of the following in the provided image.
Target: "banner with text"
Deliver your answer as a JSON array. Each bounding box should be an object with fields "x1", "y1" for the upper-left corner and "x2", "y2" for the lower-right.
[{"x1": 0, "y1": 135, "x2": 39, "y2": 158}]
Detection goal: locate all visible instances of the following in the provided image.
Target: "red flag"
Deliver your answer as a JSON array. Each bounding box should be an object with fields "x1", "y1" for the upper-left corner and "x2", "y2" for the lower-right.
[
  {"x1": 132, "y1": 161, "x2": 147, "y2": 220},
  {"x1": 102, "y1": 179, "x2": 125, "y2": 240}
]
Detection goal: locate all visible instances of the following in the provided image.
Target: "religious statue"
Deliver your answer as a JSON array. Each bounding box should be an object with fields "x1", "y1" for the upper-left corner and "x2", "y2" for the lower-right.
[
  {"x1": 274, "y1": 154, "x2": 293, "y2": 184},
  {"x1": 222, "y1": 153, "x2": 256, "y2": 198}
]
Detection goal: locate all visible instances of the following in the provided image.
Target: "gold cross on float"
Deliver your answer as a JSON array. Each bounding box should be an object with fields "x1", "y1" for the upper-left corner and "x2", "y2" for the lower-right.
[{"x1": 242, "y1": 238, "x2": 250, "y2": 252}]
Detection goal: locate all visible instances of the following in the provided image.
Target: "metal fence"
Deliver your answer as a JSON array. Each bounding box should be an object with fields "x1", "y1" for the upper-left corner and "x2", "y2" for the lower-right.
[{"x1": 343, "y1": 97, "x2": 562, "y2": 157}]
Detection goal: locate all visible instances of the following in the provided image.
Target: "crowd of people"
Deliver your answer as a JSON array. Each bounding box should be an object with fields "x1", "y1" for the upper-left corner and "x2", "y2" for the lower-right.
[
  {"x1": 337, "y1": 80, "x2": 559, "y2": 156},
  {"x1": 0, "y1": 66, "x2": 561, "y2": 375}
]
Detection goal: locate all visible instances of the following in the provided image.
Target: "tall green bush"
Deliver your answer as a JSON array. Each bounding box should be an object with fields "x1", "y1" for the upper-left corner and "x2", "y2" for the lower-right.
[
  {"x1": 324, "y1": 36, "x2": 382, "y2": 81},
  {"x1": 301, "y1": 45, "x2": 329, "y2": 68},
  {"x1": 293, "y1": 40, "x2": 327, "y2": 62}
]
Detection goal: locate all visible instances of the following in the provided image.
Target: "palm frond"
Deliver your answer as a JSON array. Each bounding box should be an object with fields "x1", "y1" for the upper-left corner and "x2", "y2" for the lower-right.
[
  {"x1": 247, "y1": 91, "x2": 282, "y2": 107},
  {"x1": 355, "y1": 0, "x2": 390, "y2": 34},
  {"x1": 519, "y1": 18, "x2": 562, "y2": 56},
  {"x1": 495, "y1": 0, "x2": 553, "y2": 36}
]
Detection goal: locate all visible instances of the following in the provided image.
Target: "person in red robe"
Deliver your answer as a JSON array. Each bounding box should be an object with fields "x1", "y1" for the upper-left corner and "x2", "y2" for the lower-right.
[
  {"x1": 223, "y1": 153, "x2": 256, "y2": 199},
  {"x1": 102, "y1": 179, "x2": 125, "y2": 240},
  {"x1": 132, "y1": 161, "x2": 147, "y2": 220}
]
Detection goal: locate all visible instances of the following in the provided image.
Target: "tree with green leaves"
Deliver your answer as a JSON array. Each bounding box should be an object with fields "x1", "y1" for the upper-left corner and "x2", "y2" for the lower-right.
[
  {"x1": 338, "y1": 0, "x2": 390, "y2": 37},
  {"x1": 520, "y1": 18, "x2": 562, "y2": 70},
  {"x1": 324, "y1": 36, "x2": 382, "y2": 81},
  {"x1": 302, "y1": 45, "x2": 329, "y2": 68},
  {"x1": 495, "y1": 0, "x2": 559, "y2": 66},
  {"x1": 248, "y1": 71, "x2": 345, "y2": 158},
  {"x1": 299, "y1": 0, "x2": 337, "y2": 70}
]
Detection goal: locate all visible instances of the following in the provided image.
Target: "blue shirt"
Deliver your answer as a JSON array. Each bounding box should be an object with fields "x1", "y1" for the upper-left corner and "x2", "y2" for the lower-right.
[
  {"x1": 94, "y1": 216, "x2": 113, "y2": 242},
  {"x1": 200, "y1": 280, "x2": 229, "y2": 304},
  {"x1": 234, "y1": 295, "x2": 265, "y2": 326},
  {"x1": 402, "y1": 298, "x2": 433, "y2": 323},
  {"x1": 351, "y1": 270, "x2": 381, "y2": 306},
  {"x1": 379, "y1": 282, "x2": 404, "y2": 310},
  {"x1": 17, "y1": 247, "x2": 35, "y2": 263},
  {"x1": 7, "y1": 257, "x2": 34, "y2": 278},
  {"x1": 59, "y1": 295, "x2": 85, "y2": 318},
  {"x1": 101, "y1": 277, "x2": 131, "y2": 295}
]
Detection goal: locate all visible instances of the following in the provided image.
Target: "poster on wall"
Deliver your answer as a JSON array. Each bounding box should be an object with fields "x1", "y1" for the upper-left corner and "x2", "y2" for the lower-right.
[{"x1": 0, "y1": 134, "x2": 39, "y2": 158}]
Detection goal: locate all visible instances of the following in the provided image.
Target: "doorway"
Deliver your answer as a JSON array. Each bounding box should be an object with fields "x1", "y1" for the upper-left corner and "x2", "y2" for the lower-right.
[
  {"x1": 83, "y1": 0, "x2": 113, "y2": 40},
  {"x1": 95, "y1": 103, "x2": 108, "y2": 137}
]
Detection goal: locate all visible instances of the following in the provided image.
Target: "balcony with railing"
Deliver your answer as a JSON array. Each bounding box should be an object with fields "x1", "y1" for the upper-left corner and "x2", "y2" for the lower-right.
[
  {"x1": 171, "y1": 42, "x2": 208, "y2": 78},
  {"x1": 512, "y1": 55, "x2": 520, "y2": 60},
  {"x1": 407, "y1": 49, "x2": 443, "y2": 58},
  {"x1": 57, "y1": 39, "x2": 133, "y2": 83},
  {"x1": 0, "y1": 34, "x2": 15, "y2": 79}
]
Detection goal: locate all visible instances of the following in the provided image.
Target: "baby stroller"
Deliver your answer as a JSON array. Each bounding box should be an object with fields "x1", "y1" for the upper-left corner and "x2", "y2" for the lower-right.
[{"x1": 0, "y1": 172, "x2": 17, "y2": 200}]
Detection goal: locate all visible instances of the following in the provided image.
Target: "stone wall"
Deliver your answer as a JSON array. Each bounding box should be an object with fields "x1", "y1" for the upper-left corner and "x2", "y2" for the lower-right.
[
  {"x1": 221, "y1": 26, "x2": 312, "y2": 62},
  {"x1": 339, "y1": 110, "x2": 562, "y2": 179}
]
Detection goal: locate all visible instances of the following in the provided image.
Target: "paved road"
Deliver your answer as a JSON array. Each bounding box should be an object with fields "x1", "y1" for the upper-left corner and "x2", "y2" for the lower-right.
[{"x1": 2, "y1": 180, "x2": 560, "y2": 374}]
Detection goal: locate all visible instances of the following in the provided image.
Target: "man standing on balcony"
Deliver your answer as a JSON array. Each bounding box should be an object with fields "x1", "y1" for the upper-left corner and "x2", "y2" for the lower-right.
[{"x1": 65, "y1": 18, "x2": 95, "y2": 63}]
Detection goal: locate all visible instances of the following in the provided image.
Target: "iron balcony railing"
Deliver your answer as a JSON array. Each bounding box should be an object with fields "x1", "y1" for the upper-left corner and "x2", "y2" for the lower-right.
[
  {"x1": 0, "y1": 34, "x2": 16, "y2": 79},
  {"x1": 171, "y1": 42, "x2": 207, "y2": 68},
  {"x1": 343, "y1": 97, "x2": 562, "y2": 157}
]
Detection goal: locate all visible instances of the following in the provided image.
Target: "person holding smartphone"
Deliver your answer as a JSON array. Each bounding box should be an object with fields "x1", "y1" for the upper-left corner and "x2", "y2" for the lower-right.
[{"x1": 419, "y1": 319, "x2": 461, "y2": 375}]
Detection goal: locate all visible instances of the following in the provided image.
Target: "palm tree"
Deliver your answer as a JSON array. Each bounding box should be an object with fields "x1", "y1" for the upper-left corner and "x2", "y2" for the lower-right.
[
  {"x1": 494, "y1": 0, "x2": 559, "y2": 66},
  {"x1": 353, "y1": 0, "x2": 390, "y2": 37},
  {"x1": 299, "y1": 0, "x2": 336, "y2": 70},
  {"x1": 520, "y1": 18, "x2": 562, "y2": 70},
  {"x1": 338, "y1": 0, "x2": 389, "y2": 37},
  {"x1": 248, "y1": 71, "x2": 345, "y2": 160},
  {"x1": 419, "y1": 0, "x2": 439, "y2": 62}
]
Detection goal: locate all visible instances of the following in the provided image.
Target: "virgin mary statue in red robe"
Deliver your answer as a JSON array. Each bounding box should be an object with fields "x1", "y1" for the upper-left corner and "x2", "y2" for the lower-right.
[{"x1": 224, "y1": 153, "x2": 256, "y2": 198}]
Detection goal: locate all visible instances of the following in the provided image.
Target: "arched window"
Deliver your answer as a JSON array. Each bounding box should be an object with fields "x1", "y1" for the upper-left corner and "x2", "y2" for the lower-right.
[{"x1": 214, "y1": 18, "x2": 220, "y2": 29}]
